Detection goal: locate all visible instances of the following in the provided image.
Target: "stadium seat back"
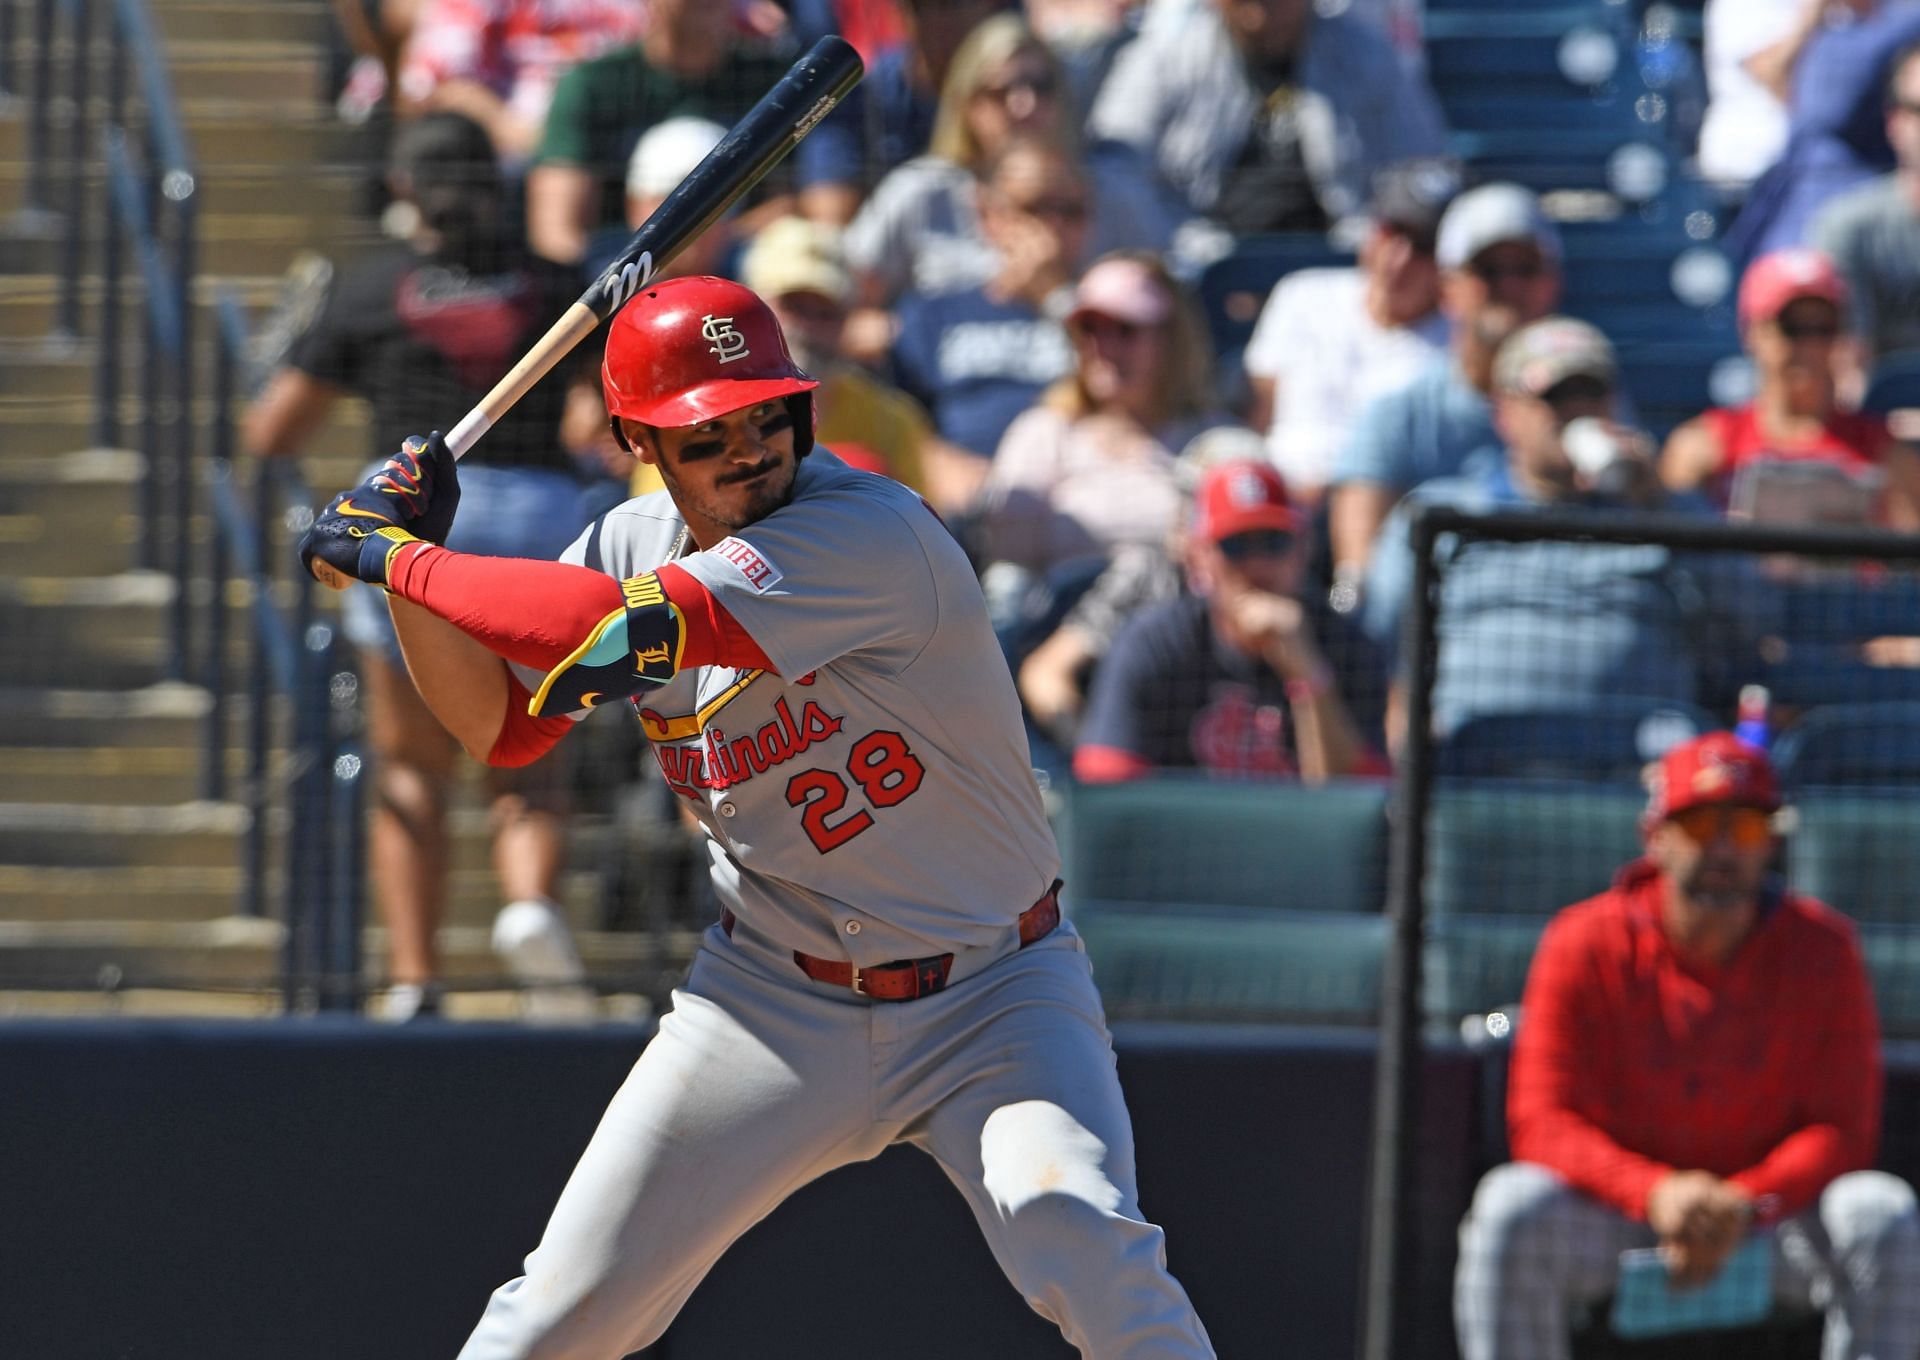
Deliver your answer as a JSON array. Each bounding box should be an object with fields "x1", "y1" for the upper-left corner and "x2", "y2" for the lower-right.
[
  {"x1": 1425, "y1": 779, "x2": 1646, "y2": 920},
  {"x1": 1434, "y1": 700, "x2": 1712, "y2": 782},
  {"x1": 1058, "y1": 776, "x2": 1390, "y2": 914}
]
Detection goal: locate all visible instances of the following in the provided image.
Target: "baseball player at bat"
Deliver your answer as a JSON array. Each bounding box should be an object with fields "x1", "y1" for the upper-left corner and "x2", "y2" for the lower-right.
[{"x1": 299, "y1": 276, "x2": 1216, "y2": 1358}]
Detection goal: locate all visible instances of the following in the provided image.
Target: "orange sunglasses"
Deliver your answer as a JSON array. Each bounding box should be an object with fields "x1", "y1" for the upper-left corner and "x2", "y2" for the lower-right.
[{"x1": 1668, "y1": 805, "x2": 1775, "y2": 849}]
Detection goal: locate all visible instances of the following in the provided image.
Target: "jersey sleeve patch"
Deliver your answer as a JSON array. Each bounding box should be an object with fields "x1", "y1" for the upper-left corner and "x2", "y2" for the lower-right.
[
  {"x1": 709, "y1": 536, "x2": 784, "y2": 593},
  {"x1": 526, "y1": 572, "x2": 686, "y2": 717}
]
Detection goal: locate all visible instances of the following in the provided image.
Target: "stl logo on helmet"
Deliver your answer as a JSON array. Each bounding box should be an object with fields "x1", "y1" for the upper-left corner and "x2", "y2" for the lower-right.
[{"x1": 702, "y1": 314, "x2": 751, "y2": 365}]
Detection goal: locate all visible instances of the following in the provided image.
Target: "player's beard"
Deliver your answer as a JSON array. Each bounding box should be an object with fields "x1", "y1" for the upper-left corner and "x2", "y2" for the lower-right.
[{"x1": 663, "y1": 453, "x2": 798, "y2": 534}]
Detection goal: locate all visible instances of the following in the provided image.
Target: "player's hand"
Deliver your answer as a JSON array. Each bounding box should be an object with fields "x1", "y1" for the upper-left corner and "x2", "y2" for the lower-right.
[
  {"x1": 297, "y1": 434, "x2": 457, "y2": 588},
  {"x1": 1648, "y1": 1172, "x2": 1752, "y2": 1286}
]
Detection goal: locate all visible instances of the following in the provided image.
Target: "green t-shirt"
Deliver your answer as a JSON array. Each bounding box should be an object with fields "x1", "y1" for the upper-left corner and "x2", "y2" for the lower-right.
[{"x1": 535, "y1": 40, "x2": 796, "y2": 232}]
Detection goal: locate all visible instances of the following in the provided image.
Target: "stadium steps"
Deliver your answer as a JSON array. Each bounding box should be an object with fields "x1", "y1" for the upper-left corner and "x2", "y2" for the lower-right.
[{"x1": 0, "y1": 14, "x2": 686, "y2": 1017}]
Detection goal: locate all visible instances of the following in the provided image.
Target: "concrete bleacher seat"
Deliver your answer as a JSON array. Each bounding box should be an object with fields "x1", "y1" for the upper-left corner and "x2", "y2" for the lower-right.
[
  {"x1": 1424, "y1": 779, "x2": 1648, "y2": 1019},
  {"x1": 1057, "y1": 776, "x2": 1390, "y2": 1022}
]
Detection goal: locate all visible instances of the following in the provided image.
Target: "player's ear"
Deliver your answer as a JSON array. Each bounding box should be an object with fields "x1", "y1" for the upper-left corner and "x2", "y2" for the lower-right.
[{"x1": 613, "y1": 418, "x2": 661, "y2": 465}]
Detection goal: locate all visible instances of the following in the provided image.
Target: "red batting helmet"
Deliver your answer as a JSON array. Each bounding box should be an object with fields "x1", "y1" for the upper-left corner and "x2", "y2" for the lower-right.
[{"x1": 602, "y1": 276, "x2": 818, "y2": 454}]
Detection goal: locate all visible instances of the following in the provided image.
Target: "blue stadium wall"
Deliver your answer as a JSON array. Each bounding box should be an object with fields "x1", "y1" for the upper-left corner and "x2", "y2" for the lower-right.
[{"x1": 4, "y1": 1020, "x2": 1916, "y2": 1360}]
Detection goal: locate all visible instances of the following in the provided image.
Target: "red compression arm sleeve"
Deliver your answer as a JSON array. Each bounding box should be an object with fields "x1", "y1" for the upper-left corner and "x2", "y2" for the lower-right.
[
  {"x1": 488, "y1": 672, "x2": 575, "y2": 767},
  {"x1": 386, "y1": 544, "x2": 773, "y2": 674}
]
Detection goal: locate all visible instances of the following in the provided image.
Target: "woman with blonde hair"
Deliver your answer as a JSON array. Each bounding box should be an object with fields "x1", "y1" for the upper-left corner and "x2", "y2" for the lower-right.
[
  {"x1": 982, "y1": 250, "x2": 1224, "y2": 576},
  {"x1": 844, "y1": 13, "x2": 1181, "y2": 309}
]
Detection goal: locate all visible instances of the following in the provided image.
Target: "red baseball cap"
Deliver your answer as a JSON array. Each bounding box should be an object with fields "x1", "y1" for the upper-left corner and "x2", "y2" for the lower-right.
[
  {"x1": 1645, "y1": 732, "x2": 1782, "y2": 823},
  {"x1": 1192, "y1": 459, "x2": 1300, "y2": 544},
  {"x1": 1736, "y1": 248, "x2": 1848, "y2": 330}
]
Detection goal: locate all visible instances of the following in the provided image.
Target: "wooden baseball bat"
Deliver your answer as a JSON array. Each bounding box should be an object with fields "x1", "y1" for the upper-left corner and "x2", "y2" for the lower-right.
[
  {"x1": 445, "y1": 34, "x2": 864, "y2": 460},
  {"x1": 307, "y1": 36, "x2": 864, "y2": 590}
]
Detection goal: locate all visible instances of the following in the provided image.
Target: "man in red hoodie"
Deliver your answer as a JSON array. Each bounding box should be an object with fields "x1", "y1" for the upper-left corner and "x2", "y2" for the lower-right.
[{"x1": 1453, "y1": 732, "x2": 1920, "y2": 1360}]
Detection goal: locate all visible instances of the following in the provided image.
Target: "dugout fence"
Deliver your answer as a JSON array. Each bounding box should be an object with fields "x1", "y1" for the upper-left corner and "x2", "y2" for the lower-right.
[{"x1": 1364, "y1": 504, "x2": 1920, "y2": 1359}]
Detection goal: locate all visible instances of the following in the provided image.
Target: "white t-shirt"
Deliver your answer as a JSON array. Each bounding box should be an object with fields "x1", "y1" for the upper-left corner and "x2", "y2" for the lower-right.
[
  {"x1": 1697, "y1": 0, "x2": 1803, "y2": 185},
  {"x1": 1241, "y1": 266, "x2": 1449, "y2": 493}
]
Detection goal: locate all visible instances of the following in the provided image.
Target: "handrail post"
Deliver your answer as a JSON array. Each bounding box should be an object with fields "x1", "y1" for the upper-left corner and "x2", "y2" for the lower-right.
[
  {"x1": 135, "y1": 150, "x2": 161, "y2": 571},
  {"x1": 325, "y1": 647, "x2": 365, "y2": 1014},
  {"x1": 23, "y1": 0, "x2": 55, "y2": 217},
  {"x1": 1, "y1": 0, "x2": 17, "y2": 101},
  {"x1": 239, "y1": 464, "x2": 277, "y2": 920},
  {"x1": 92, "y1": 9, "x2": 125, "y2": 449},
  {"x1": 54, "y1": 0, "x2": 91, "y2": 343},
  {"x1": 165, "y1": 192, "x2": 196, "y2": 681}
]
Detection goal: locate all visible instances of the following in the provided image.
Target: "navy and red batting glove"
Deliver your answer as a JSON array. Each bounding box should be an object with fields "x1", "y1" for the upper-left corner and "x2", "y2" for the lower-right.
[{"x1": 298, "y1": 432, "x2": 461, "y2": 588}]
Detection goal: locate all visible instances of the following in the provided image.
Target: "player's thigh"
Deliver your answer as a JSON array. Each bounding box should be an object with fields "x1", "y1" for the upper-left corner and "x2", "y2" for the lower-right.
[
  {"x1": 908, "y1": 930, "x2": 1142, "y2": 1218},
  {"x1": 519, "y1": 947, "x2": 895, "y2": 1297}
]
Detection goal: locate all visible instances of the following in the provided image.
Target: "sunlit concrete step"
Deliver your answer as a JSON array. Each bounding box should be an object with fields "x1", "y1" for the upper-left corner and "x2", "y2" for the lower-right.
[
  {"x1": 0, "y1": 680, "x2": 219, "y2": 747},
  {"x1": 0, "y1": 916, "x2": 697, "y2": 1001}
]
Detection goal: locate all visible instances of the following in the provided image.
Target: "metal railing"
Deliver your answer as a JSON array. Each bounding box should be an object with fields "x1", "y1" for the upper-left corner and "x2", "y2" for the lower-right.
[{"x1": 15, "y1": 0, "x2": 364, "y2": 1010}]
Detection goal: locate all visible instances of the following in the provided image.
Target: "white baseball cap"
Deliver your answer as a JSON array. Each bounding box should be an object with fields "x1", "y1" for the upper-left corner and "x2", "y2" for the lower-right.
[
  {"x1": 1435, "y1": 183, "x2": 1563, "y2": 271},
  {"x1": 626, "y1": 116, "x2": 727, "y2": 200}
]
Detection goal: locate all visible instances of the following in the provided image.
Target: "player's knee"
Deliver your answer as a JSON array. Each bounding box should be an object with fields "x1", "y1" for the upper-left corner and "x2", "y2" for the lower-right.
[
  {"x1": 980, "y1": 1101, "x2": 1125, "y2": 1219},
  {"x1": 1822, "y1": 1170, "x2": 1920, "y2": 1258},
  {"x1": 1460, "y1": 1162, "x2": 1574, "y2": 1261},
  {"x1": 375, "y1": 758, "x2": 449, "y2": 827}
]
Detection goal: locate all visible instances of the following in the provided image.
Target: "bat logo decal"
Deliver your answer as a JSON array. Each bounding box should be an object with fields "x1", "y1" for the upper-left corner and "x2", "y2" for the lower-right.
[{"x1": 599, "y1": 251, "x2": 657, "y2": 311}]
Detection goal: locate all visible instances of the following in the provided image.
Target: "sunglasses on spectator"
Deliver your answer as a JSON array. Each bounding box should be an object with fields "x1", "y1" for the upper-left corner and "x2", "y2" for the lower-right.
[
  {"x1": 1009, "y1": 194, "x2": 1088, "y2": 223},
  {"x1": 1774, "y1": 314, "x2": 1841, "y2": 341},
  {"x1": 1072, "y1": 313, "x2": 1153, "y2": 341},
  {"x1": 978, "y1": 71, "x2": 1057, "y2": 102},
  {"x1": 1539, "y1": 373, "x2": 1613, "y2": 407},
  {"x1": 1668, "y1": 805, "x2": 1774, "y2": 849},
  {"x1": 1216, "y1": 529, "x2": 1297, "y2": 562},
  {"x1": 1469, "y1": 255, "x2": 1548, "y2": 283}
]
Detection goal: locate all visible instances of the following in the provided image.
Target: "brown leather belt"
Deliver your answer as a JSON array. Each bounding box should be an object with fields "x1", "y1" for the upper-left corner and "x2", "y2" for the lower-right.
[{"x1": 719, "y1": 880, "x2": 1062, "y2": 1002}]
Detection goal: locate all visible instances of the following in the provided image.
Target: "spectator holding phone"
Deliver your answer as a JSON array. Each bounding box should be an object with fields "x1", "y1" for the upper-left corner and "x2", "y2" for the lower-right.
[{"x1": 1454, "y1": 733, "x2": 1920, "y2": 1360}]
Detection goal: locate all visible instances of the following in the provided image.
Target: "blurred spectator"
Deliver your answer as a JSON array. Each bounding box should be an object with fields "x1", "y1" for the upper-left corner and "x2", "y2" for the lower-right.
[
  {"x1": 1814, "y1": 40, "x2": 1920, "y2": 362},
  {"x1": 1724, "y1": 0, "x2": 1920, "y2": 265},
  {"x1": 980, "y1": 252, "x2": 1221, "y2": 575},
  {"x1": 844, "y1": 13, "x2": 1180, "y2": 311},
  {"x1": 887, "y1": 135, "x2": 1085, "y2": 483},
  {"x1": 395, "y1": 0, "x2": 647, "y2": 165},
  {"x1": 1698, "y1": 0, "x2": 1869, "y2": 189},
  {"x1": 243, "y1": 115, "x2": 599, "y2": 1022},
  {"x1": 332, "y1": 0, "x2": 430, "y2": 123},
  {"x1": 1017, "y1": 425, "x2": 1270, "y2": 753},
  {"x1": 526, "y1": 0, "x2": 792, "y2": 264},
  {"x1": 1362, "y1": 318, "x2": 1721, "y2": 743},
  {"x1": 1085, "y1": 0, "x2": 1447, "y2": 239},
  {"x1": 1455, "y1": 733, "x2": 1920, "y2": 1360},
  {"x1": 795, "y1": 0, "x2": 1000, "y2": 224},
  {"x1": 1074, "y1": 459, "x2": 1385, "y2": 783},
  {"x1": 613, "y1": 115, "x2": 732, "y2": 276},
  {"x1": 1662, "y1": 248, "x2": 1920, "y2": 526},
  {"x1": 1327, "y1": 183, "x2": 1562, "y2": 589},
  {"x1": 738, "y1": 215, "x2": 949, "y2": 498},
  {"x1": 1243, "y1": 158, "x2": 1455, "y2": 500}
]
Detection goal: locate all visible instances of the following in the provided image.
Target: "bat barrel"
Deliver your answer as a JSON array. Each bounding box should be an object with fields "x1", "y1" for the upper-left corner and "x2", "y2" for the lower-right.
[{"x1": 579, "y1": 34, "x2": 865, "y2": 320}]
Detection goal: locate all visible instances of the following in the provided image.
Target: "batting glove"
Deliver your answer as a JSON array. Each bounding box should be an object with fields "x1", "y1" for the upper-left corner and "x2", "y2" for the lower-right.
[{"x1": 298, "y1": 432, "x2": 460, "y2": 588}]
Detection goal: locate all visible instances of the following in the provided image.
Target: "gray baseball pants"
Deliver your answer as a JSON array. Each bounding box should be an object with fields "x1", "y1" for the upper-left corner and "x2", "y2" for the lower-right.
[
  {"x1": 1455, "y1": 1161, "x2": 1920, "y2": 1360},
  {"x1": 456, "y1": 917, "x2": 1215, "y2": 1359}
]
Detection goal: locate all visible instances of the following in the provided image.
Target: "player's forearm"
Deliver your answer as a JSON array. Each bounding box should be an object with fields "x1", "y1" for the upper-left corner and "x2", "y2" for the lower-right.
[
  {"x1": 387, "y1": 544, "x2": 628, "y2": 670},
  {"x1": 389, "y1": 598, "x2": 517, "y2": 759}
]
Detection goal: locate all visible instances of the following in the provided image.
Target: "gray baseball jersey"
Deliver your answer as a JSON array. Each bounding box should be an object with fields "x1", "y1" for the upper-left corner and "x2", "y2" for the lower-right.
[{"x1": 558, "y1": 449, "x2": 1063, "y2": 963}]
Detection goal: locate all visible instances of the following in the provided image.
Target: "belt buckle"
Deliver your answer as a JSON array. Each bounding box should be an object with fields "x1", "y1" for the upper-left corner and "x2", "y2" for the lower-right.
[{"x1": 848, "y1": 964, "x2": 865, "y2": 996}]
